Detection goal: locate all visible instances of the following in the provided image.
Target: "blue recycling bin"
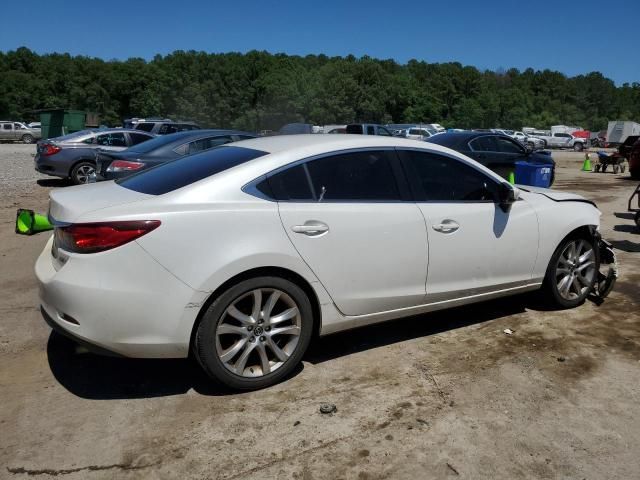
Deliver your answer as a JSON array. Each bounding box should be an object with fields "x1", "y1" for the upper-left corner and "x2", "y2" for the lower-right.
[{"x1": 514, "y1": 161, "x2": 552, "y2": 188}]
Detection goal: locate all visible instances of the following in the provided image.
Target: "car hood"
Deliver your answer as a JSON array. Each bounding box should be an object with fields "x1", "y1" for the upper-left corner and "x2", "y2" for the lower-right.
[
  {"x1": 517, "y1": 185, "x2": 591, "y2": 203},
  {"x1": 48, "y1": 181, "x2": 152, "y2": 223}
]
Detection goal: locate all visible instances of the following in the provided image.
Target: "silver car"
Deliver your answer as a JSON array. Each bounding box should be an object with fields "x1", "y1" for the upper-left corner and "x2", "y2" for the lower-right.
[
  {"x1": 0, "y1": 121, "x2": 42, "y2": 144},
  {"x1": 35, "y1": 129, "x2": 154, "y2": 184}
]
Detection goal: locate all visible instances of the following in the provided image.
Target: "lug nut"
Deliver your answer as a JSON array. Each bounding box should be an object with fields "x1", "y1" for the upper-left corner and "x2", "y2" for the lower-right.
[{"x1": 260, "y1": 336, "x2": 266, "y2": 342}]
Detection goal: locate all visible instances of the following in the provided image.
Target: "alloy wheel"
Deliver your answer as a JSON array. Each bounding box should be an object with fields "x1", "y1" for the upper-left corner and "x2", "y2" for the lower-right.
[
  {"x1": 215, "y1": 288, "x2": 302, "y2": 377},
  {"x1": 75, "y1": 165, "x2": 95, "y2": 184},
  {"x1": 555, "y1": 239, "x2": 596, "y2": 300}
]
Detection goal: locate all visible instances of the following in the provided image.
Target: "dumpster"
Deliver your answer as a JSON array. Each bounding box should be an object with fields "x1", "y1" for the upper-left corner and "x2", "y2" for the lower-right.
[
  {"x1": 515, "y1": 161, "x2": 553, "y2": 188},
  {"x1": 38, "y1": 109, "x2": 86, "y2": 139}
]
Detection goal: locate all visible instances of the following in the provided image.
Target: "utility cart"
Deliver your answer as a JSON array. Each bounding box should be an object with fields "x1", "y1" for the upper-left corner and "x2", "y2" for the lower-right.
[{"x1": 594, "y1": 151, "x2": 627, "y2": 173}]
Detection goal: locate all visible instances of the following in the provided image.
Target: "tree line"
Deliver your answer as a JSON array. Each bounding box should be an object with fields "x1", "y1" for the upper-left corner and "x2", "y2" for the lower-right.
[{"x1": 1, "y1": 47, "x2": 639, "y2": 132}]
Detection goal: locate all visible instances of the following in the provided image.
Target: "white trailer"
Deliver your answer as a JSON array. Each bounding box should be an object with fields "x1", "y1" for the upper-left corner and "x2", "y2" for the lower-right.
[{"x1": 607, "y1": 120, "x2": 640, "y2": 144}]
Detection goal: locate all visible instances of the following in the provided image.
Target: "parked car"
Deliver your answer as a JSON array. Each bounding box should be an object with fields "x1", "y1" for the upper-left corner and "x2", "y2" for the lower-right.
[
  {"x1": 405, "y1": 126, "x2": 438, "y2": 140},
  {"x1": 133, "y1": 120, "x2": 200, "y2": 135},
  {"x1": 426, "y1": 132, "x2": 555, "y2": 184},
  {"x1": 123, "y1": 117, "x2": 172, "y2": 129},
  {"x1": 37, "y1": 135, "x2": 603, "y2": 390},
  {"x1": 529, "y1": 131, "x2": 588, "y2": 151},
  {"x1": 35, "y1": 129, "x2": 155, "y2": 184},
  {"x1": 516, "y1": 133, "x2": 545, "y2": 150},
  {"x1": 628, "y1": 137, "x2": 640, "y2": 179},
  {"x1": 96, "y1": 129, "x2": 256, "y2": 181},
  {"x1": 0, "y1": 121, "x2": 42, "y2": 144},
  {"x1": 345, "y1": 124, "x2": 393, "y2": 136}
]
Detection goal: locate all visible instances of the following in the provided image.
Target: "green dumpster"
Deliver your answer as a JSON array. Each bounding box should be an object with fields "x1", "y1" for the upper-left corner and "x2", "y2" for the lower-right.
[{"x1": 38, "y1": 109, "x2": 86, "y2": 139}]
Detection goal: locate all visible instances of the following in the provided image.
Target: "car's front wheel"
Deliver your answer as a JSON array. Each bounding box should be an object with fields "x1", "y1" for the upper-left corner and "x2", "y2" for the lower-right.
[
  {"x1": 573, "y1": 142, "x2": 584, "y2": 152},
  {"x1": 543, "y1": 236, "x2": 597, "y2": 308},
  {"x1": 194, "y1": 276, "x2": 313, "y2": 390},
  {"x1": 21, "y1": 134, "x2": 34, "y2": 144}
]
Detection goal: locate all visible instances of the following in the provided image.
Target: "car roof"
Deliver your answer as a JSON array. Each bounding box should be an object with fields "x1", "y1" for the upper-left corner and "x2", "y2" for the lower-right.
[
  {"x1": 155, "y1": 129, "x2": 255, "y2": 141},
  {"x1": 425, "y1": 131, "x2": 514, "y2": 149},
  {"x1": 233, "y1": 133, "x2": 460, "y2": 156}
]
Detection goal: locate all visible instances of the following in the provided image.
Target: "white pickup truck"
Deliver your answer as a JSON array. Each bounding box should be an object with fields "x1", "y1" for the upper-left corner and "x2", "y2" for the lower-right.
[{"x1": 528, "y1": 131, "x2": 588, "y2": 151}]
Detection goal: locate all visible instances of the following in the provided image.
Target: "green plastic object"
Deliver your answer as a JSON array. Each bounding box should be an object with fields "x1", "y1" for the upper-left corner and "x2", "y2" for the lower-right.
[
  {"x1": 15, "y1": 209, "x2": 53, "y2": 235},
  {"x1": 508, "y1": 171, "x2": 515, "y2": 185}
]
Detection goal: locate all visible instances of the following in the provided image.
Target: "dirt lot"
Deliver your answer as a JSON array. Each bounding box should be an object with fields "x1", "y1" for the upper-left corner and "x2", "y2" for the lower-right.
[{"x1": 1, "y1": 145, "x2": 639, "y2": 479}]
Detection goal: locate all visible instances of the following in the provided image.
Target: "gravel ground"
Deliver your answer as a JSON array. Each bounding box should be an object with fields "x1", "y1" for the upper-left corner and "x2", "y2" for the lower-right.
[{"x1": 0, "y1": 144, "x2": 639, "y2": 479}]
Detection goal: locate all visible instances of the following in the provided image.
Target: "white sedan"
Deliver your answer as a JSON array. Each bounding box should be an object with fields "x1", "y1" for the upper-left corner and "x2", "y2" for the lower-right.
[{"x1": 37, "y1": 135, "x2": 601, "y2": 389}]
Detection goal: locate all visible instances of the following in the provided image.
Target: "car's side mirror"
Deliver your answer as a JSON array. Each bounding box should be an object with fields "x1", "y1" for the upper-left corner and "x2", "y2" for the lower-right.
[{"x1": 498, "y1": 182, "x2": 519, "y2": 212}]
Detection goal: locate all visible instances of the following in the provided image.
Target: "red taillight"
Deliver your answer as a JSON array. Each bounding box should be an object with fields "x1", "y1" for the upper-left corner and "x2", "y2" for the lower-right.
[
  {"x1": 106, "y1": 160, "x2": 145, "y2": 172},
  {"x1": 41, "y1": 143, "x2": 61, "y2": 156},
  {"x1": 55, "y1": 220, "x2": 160, "y2": 254}
]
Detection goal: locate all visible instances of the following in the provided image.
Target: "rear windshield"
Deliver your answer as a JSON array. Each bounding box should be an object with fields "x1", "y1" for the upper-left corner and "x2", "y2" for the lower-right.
[
  {"x1": 125, "y1": 133, "x2": 186, "y2": 154},
  {"x1": 51, "y1": 130, "x2": 96, "y2": 142},
  {"x1": 117, "y1": 146, "x2": 268, "y2": 195}
]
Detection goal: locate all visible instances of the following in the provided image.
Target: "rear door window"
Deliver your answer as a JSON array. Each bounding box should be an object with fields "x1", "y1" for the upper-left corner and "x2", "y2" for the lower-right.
[
  {"x1": 96, "y1": 133, "x2": 127, "y2": 147},
  {"x1": 268, "y1": 164, "x2": 314, "y2": 201},
  {"x1": 306, "y1": 150, "x2": 400, "y2": 201},
  {"x1": 118, "y1": 146, "x2": 268, "y2": 195}
]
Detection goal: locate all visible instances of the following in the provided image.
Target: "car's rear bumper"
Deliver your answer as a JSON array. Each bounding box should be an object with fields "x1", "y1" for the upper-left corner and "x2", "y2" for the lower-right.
[
  {"x1": 34, "y1": 154, "x2": 69, "y2": 178},
  {"x1": 36, "y1": 236, "x2": 209, "y2": 358}
]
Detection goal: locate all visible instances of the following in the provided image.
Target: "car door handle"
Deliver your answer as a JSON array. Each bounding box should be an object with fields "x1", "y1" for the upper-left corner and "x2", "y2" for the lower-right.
[
  {"x1": 432, "y1": 220, "x2": 459, "y2": 233},
  {"x1": 291, "y1": 221, "x2": 329, "y2": 236}
]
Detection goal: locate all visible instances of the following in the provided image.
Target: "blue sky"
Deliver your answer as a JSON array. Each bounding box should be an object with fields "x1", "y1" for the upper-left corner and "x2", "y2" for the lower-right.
[{"x1": 1, "y1": 0, "x2": 637, "y2": 85}]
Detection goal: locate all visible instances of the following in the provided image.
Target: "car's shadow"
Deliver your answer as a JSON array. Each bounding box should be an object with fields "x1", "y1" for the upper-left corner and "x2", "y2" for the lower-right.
[
  {"x1": 37, "y1": 178, "x2": 73, "y2": 188},
  {"x1": 46, "y1": 292, "x2": 566, "y2": 400}
]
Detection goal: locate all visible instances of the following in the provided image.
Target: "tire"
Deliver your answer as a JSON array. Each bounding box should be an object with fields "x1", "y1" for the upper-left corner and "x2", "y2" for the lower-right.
[
  {"x1": 542, "y1": 235, "x2": 597, "y2": 309},
  {"x1": 21, "y1": 134, "x2": 34, "y2": 144},
  {"x1": 70, "y1": 161, "x2": 95, "y2": 185},
  {"x1": 194, "y1": 276, "x2": 313, "y2": 390},
  {"x1": 573, "y1": 142, "x2": 583, "y2": 152}
]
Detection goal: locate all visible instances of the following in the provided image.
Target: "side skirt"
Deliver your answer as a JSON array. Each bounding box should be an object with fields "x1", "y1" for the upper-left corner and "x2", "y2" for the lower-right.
[{"x1": 319, "y1": 282, "x2": 542, "y2": 336}]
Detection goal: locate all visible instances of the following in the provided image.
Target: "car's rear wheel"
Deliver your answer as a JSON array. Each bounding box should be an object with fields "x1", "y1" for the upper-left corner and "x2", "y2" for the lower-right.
[
  {"x1": 573, "y1": 142, "x2": 583, "y2": 152},
  {"x1": 543, "y1": 236, "x2": 597, "y2": 308},
  {"x1": 70, "y1": 162, "x2": 95, "y2": 185},
  {"x1": 194, "y1": 276, "x2": 313, "y2": 390},
  {"x1": 21, "y1": 134, "x2": 34, "y2": 144}
]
